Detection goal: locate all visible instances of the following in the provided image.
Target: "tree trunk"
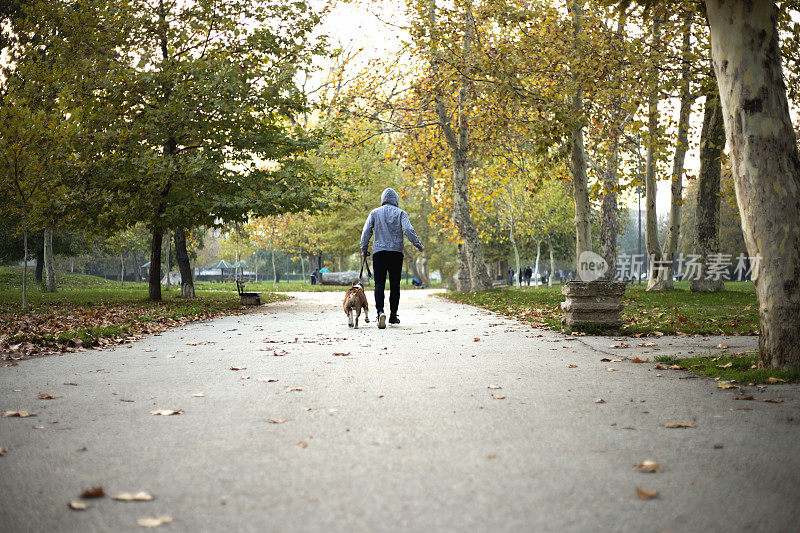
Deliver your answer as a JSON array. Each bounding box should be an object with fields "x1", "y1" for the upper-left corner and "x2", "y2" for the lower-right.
[
  {"x1": 120, "y1": 253, "x2": 125, "y2": 286},
  {"x1": 569, "y1": 0, "x2": 591, "y2": 269},
  {"x1": 173, "y1": 227, "x2": 195, "y2": 298},
  {"x1": 534, "y1": 241, "x2": 541, "y2": 287},
  {"x1": 35, "y1": 243, "x2": 44, "y2": 284},
  {"x1": 22, "y1": 213, "x2": 28, "y2": 309},
  {"x1": 300, "y1": 254, "x2": 306, "y2": 284},
  {"x1": 548, "y1": 237, "x2": 555, "y2": 287},
  {"x1": 455, "y1": 243, "x2": 471, "y2": 291},
  {"x1": 164, "y1": 230, "x2": 172, "y2": 291},
  {"x1": 430, "y1": 0, "x2": 492, "y2": 292},
  {"x1": 149, "y1": 227, "x2": 163, "y2": 301},
  {"x1": 691, "y1": 71, "x2": 726, "y2": 293},
  {"x1": 645, "y1": 18, "x2": 665, "y2": 291},
  {"x1": 706, "y1": 0, "x2": 800, "y2": 368},
  {"x1": 658, "y1": 13, "x2": 694, "y2": 291},
  {"x1": 509, "y1": 218, "x2": 520, "y2": 288},
  {"x1": 43, "y1": 228, "x2": 56, "y2": 292},
  {"x1": 271, "y1": 246, "x2": 277, "y2": 289}
]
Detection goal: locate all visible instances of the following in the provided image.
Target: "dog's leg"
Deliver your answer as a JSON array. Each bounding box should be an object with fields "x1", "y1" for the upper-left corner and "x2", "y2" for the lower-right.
[
  {"x1": 353, "y1": 309, "x2": 358, "y2": 329},
  {"x1": 348, "y1": 307, "x2": 354, "y2": 328},
  {"x1": 363, "y1": 301, "x2": 370, "y2": 322}
]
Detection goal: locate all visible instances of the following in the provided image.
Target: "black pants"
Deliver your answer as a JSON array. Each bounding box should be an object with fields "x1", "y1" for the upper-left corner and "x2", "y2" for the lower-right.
[{"x1": 372, "y1": 251, "x2": 404, "y2": 316}]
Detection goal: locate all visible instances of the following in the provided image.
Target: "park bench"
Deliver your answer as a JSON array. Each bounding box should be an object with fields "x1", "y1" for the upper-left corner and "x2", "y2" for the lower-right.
[{"x1": 236, "y1": 280, "x2": 261, "y2": 306}]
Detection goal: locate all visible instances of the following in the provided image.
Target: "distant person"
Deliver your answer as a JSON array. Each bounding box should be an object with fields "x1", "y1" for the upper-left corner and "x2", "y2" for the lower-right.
[
  {"x1": 310, "y1": 269, "x2": 318, "y2": 285},
  {"x1": 360, "y1": 188, "x2": 424, "y2": 329}
]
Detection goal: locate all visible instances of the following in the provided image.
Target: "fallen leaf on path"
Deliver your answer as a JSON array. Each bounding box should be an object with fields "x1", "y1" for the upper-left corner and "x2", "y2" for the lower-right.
[
  {"x1": 668, "y1": 364, "x2": 683, "y2": 370},
  {"x1": 606, "y1": 368, "x2": 617, "y2": 372},
  {"x1": 137, "y1": 515, "x2": 173, "y2": 527},
  {"x1": 2, "y1": 410, "x2": 36, "y2": 418},
  {"x1": 38, "y1": 393, "x2": 58, "y2": 400},
  {"x1": 192, "y1": 393, "x2": 204, "y2": 397},
  {"x1": 64, "y1": 382, "x2": 78, "y2": 386},
  {"x1": 638, "y1": 342, "x2": 657, "y2": 347},
  {"x1": 600, "y1": 358, "x2": 612, "y2": 362},
  {"x1": 268, "y1": 418, "x2": 287, "y2": 424},
  {"x1": 635, "y1": 460, "x2": 661, "y2": 473},
  {"x1": 717, "y1": 382, "x2": 738, "y2": 389},
  {"x1": 717, "y1": 362, "x2": 733, "y2": 369},
  {"x1": 611, "y1": 343, "x2": 630, "y2": 349},
  {"x1": 631, "y1": 357, "x2": 649, "y2": 363},
  {"x1": 488, "y1": 385, "x2": 502, "y2": 390},
  {"x1": 68, "y1": 501, "x2": 88, "y2": 510},
  {"x1": 0, "y1": 447, "x2": 6, "y2": 456},
  {"x1": 332, "y1": 352, "x2": 350, "y2": 356},
  {"x1": 763, "y1": 398, "x2": 784, "y2": 403},
  {"x1": 113, "y1": 491, "x2": 154, "y2": 501},
  {"x1": 566, "y1": 364, "x2": 578, "y2": 368},
  {"x1": 716, "y1": 344, "x2": 729, "y2": 349},
  {"x1": 286, "y1": 387, "x2": 303, "y2": 392},
  {"x1": 664, "y1": 422, "x2": 695, "y2": 428},
  {"x1": 654, "y1": 364, "x2": 665, "y2": 369},
  {"x1": 636, "y1": 487, "x2": 659, "y2": 500},
  {"x1": 492, "y1": 394, "x2": 506, "y2": 399},
  {"x1": 257, "y1": 378, "x2": 278, "y2": 383},
  {"x1": 150, "y1": 409, "x2": 183, "y2": 416},
  {"x1": 229, "y1": 366, "x2": 245, "y2": 371},
  {"x1": 473, "y1": 337, "x2": 481, "y2": 342},
  {"x1": 735, "y1": 396, "x2": 754, "y2": 400},
  {"x1": 297, "y1": 441, "x2": 308, "y2": 448},
  {"x1": 81, "y1": 486, "x2": 105, "y2": 499},
  {"x1": 767, "y1": 377, "x2": 787, "y2": 384},
  {"x1": 595, "y1": 398, "x2": 605, "y2": 404},
  {"x1": 652, "y1": 331, "x2": 664, "y2": 337}
]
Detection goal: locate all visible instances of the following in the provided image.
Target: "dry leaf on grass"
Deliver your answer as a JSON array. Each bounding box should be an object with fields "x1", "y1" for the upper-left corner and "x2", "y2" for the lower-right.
[
  {"x1": 81, "y1": 486, "x2": 105, "y2": 498},
  {"x1": 664, "y1": 422, "x2": 696, "y2": 428},
  {"x1": 566, "y1": 364, "x2": 578, "y2": 368},
  {"x1": 631, "y1": 357, "x2": 649, "y2": 364},
  {"x1": 636, "y1": 487, "x2": 659, "y2": 500},
  {"x1": 717, "y1": 362, "x2": 733, "y2": 369},
  {"x1": 488, "y1": 385, "x2": 502, "y2": 390},
  {"x1": 268, "y1": 418, "x2": 287, "y2": 424},
  {"x1": 652, "y1": 331, "x2": 664, "y2": 337},
  {"x1": 69, "y1": 501, "x2": 88, "y2": 510},
  {"x1": 38, "y1": 393, "x2": 58, "y2": 400},
  {"x1": 2, "y1": 410, "x2": 37, "y2": 418},
  {"x1": 766, "y1": 377, "x2": 787, "y2": 384},
  {"x1": 297, "y1": 441, "x2": 308, "y2": 448},
  {"x1": 113, "y1": 491, "x2": 154, "y2": 501},
  {"x1": 635, "y1": 460, "x2": 662, "y2": 473},
  {"x1": 668, "y1": 364, "x2": 683, "y2": 370},
  {"x1": 763, "y1": 398, "x2": 784, "y2": 403},
  {"x1": 137, "y1": 515, "x2": 173, "y2": 527},
  {"x1": 150, "y1": 409, "x2": 183, "y2": 416}
]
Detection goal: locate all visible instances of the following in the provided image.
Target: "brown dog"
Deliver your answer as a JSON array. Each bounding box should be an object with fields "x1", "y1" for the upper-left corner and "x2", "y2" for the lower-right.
[{"x1": 343, "y1": 282, "x2": 370, "y2": 329}]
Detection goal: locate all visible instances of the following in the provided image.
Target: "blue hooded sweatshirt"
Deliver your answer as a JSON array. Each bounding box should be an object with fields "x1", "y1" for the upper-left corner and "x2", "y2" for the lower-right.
[{"x1": 361, "y1": 188, "x2": 423, "y2": 255}]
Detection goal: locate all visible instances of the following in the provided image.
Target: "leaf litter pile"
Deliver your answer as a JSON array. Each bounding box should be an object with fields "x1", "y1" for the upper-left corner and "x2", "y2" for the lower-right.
[{"x1": 0, "y1": 293, "x2": 283, "y2": 361}]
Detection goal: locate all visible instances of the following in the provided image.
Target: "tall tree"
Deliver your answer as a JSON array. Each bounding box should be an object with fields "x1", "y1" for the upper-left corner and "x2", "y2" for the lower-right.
[{"x1": 705, "y1": 0, "x2": 800, "y2": 368}]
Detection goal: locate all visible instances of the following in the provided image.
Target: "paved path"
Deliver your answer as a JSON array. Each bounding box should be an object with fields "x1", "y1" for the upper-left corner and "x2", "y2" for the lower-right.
[{"x1": 1, "y1": 290, "x2": 798, "y2": 532}]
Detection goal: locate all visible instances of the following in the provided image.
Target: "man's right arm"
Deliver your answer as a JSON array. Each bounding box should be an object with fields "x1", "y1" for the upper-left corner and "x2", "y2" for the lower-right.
[{"x1": 360, "y1": 212, "x2": 374, "y2": 255}]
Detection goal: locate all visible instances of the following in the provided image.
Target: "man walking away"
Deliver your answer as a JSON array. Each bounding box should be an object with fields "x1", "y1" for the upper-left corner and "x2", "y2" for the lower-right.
[{"x1": 361, "y1": 188, "x2": 424, "y2": 329}]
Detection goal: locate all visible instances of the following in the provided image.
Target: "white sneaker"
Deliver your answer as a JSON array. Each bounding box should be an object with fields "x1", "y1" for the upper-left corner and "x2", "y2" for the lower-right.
[{"x1": 378, "y1": 312, "x2": 386, "y2": 329}]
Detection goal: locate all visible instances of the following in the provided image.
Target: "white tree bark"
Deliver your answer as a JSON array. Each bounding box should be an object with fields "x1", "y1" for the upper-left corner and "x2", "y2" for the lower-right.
[
  {"x1": 534, "y1": 241, "x2": 541, "y2": 288},
  {"x1": 706, "y1": 0, "x2": 800, "y2": 368},
  {"x1": 548, "y1": 237, "x2": 555, "y2": 287},
  {"x1": 509, "y1": 212, "x2": 520, "y2": 288},
  {"x1": 43, "y1": 228, "x2": 57, "y2": 293}
]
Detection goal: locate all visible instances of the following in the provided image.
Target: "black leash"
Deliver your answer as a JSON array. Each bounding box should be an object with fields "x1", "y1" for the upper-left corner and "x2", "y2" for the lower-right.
[{"x1": 359, "y1": 252, "x2": 372, "y2": 280}]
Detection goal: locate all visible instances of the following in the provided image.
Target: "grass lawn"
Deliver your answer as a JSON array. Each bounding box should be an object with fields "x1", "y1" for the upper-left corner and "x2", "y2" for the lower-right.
[
  {"x1": 0, "y1": 267, "x2": 288, "y2": 361},
  {"x1": 444, "y1": 281, "x2": 759, "y2": 336},
  {"x1": 654, "y1": 353, "x2": 800, "y2": 384}
]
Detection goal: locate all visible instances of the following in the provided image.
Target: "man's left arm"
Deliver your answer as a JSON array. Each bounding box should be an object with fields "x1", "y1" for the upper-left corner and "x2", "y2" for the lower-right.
[{"x1": 401, "y1": 211, "x2": 424, "y2": 252}]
